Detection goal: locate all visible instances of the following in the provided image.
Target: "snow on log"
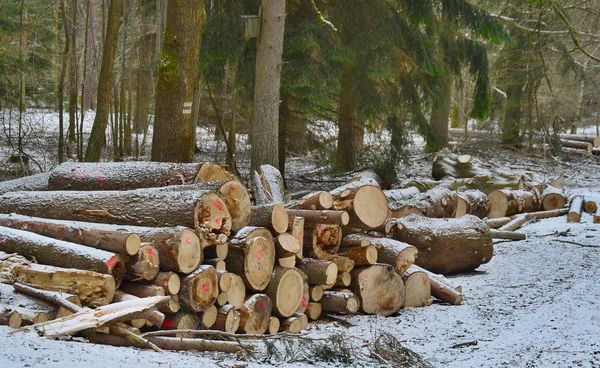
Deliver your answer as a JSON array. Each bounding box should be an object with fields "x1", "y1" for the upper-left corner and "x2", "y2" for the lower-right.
[
  {"x1": 541, "y1": 186, "x2": 566, "y2": 211},
  {"x1": 388, "y1": 187, "x2": 458, "y2": 218},
  {"x1": 487, "y1": 189, "x2": 541, "y2": 218},
  {"x1": 568, "y1": 196, "x2": 584, "y2": 223},
  {"x1": 455, "y1": 190, "x2": 489, "y2": 218},
  {"x1": 403, "y1": 266, "x2": 432, "y2": 308},
  {"x1": 259, "y1": 164, "x2": 287, "y2": 204},
  {"x1": 0, "y1": 172, "x2": 50, "y2": 195},
  {"x1": 330, "y1": 179, "x2": 388, "y2": 230},
  {"x1": 409, "y1": 265, "x2": 463, "y2": 305}
]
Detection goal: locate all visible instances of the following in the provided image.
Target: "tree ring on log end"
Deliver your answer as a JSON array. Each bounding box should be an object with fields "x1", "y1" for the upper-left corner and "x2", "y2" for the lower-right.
[
  {"x1": 177, "y1": 229, "x2": 202, "y2": 274},
  {"x1": 244, "y1": 230, "x2": 276, "y2": 291},
  {"x1": 271, "y1": 204, "x2": 289, "y2": 234},
  {"x1": 275, "y1": 268, "x2": 304, "y2": 317},
  {"x1": 125, "y1": 234, "x2": 142, "y2": 256},
  {"x1": 319, "y1": 192, "x2": 334, "y2": 209},
  {"x1": 195, "y1": 193, "x2": 231, "y2": 233},
  {"x1": 191, "y1": 267, "x2": 218, "y2": 310},
  {"x1": 353, "y1": 186, "x2": 388, "y2": 228}
]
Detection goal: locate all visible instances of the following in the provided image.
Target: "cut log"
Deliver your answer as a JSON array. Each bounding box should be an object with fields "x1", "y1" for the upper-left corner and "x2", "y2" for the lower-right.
[
  {"x1": 0, "y1": 172, "x2": 50, "y2": 195},
  {"x1": 16, "y1": 307, "x2": 50, "y2": 325},
  {"x1": 309, "y1": 286, "x2": 324, "y2": 302},
  {"x1": 47, "y1": 162, "x2": 233, "y2": 191},
  {"x1": 305, "y1": 302, "x2": 322, "y2": 320},
  {"x1": 391, "y1": 215, "x2": 493, "y2": 274},
  {"x1": 216, "y1": 292, "x2": 228, "y2": 307},
  {"x1": 112, "y1": 291, "x2": 165, "y2": 328},
  {"x1": 296, "y1": 191, "x2": 333, "y2": 210},
  {"x1": 568, "y1": 196, "x2": 584, "y2": 223},
  {"x1": 213, "y1": 305, "x2": 240, "y2": 333},
  {"x1": 278, "y1": 255, "x2": 296, "y2": 268},
  {"x1": 295, "y1": 258, "x2": 337, "y2": 285},
  {"x1": 383, "y1": 187, "x2": 420, "y2": 203},
  {"x1": 249, "y1": 204, "x2": 289, "y2": 234},
  {"x1": 0, "y1": 214, "x2": 141, "y2": 256},
  {"x1": 349, "y1": 264, "x2": 404, "y2": 316},
  {"x1": 158, "y1": 295, "x2": 181, "y2": 314},
  {"x1": 499, "y1": 208, "x2": 569, "y2": 231},
  {"x1": 147, "y1": 336, "x2": 248, "y2": 353},
  {"x1": 0, "y1": 227, "x2": 126, "y2": 278},
  {"x1": 264, "y1": 266, "x2": 304, "y2": 318},
  {"x1": 268, "y1": 316, "x2": 280, "y2": 334},
  {"x1": 203, "y1": 242, "x2": 228, "y2": 261},
  {"x1": 596, "y1": 207, "x2": 600, "y2": 224},
  {"x1": 344, "y1": 234, "x2": 418, "y2": 275},
  {"x1": 337, "y1": 245, "x2": 377, "y2": 266},
  {"x1": 285, "y1": 209, "x2": 349, "y2": 226},
  {"x1": 237, "y1": 294, "x2": 272, "y2": 334},
  {"x1": 561, "y1": 139, "x2": 593, "y2": 153},
  {"x1": 334, "y1": 272, "x2": 351, "y2": 288},
  {"x1": 402, "y1": 266, "x2": 431, "y2": 308},
  {"x1": 179, "y1": 265, "x2": 218, "y2": 312},
  {"x1": 0, "y1": 188, "x2": 231, "y2": 233},
  {"x1": 295, "y1": 270, "x2": 310, "y2": 314},
  {"x1": 0, "y1": 283, "x2": 80, "y2": 321},
  {"x1": 25, "y1": 296, "x2": 169, "y2": 337},
  {"x1": 454, "y1": 190, "x2": 489, "y2": 218},
  {"x1": 584, "y1": 200, "x2": 597, "y2": 214},
  {"x1": 162, "y1": 313, "x2": 198, "y2": 337},
  {"x1": 119, "y1": 283, "x2": 166, "y2": 298},
  {"x1": 216, "y1": 270, "x2": 232, "y2": 293},
  {"x1": 225, "y1": 227, "x2": 275, "y2": 291},
  {"x1": 125, "y1": 243, "x2": 160, "y2": 281},
  {"x1": 559, "y1": 133, "x2": 600, "y2": 147},
  {"x1": 279, "y1": 316, "x2": 302, "y2": 333},
  {"x1": 145, "y1": 272, "x2": 181, "y2": 295},
  {"x1": 203, "y1": 258, "x2": 226, "y2": 271},
  {"x1": 251, "y1": 170, "x2": 268, "y2": 206},
  {"x1": 0, "y1": 305, "x2": 22, "y2": 328},
  {"x1": 330, "y1": 255, "x2": 355, "y2": 273},
  {"x1": 1, "y1": 252, "x2": 115, "y2": 306},
  {"x1": 226, "y1": 274, "x2": 246, "y2": 308},
  {"x1": 200, "y1": 305, "x2": 218, "y2": 328},
  {"x1": 489, "y1": 229, "x2": 526, "y2": 241},
  {"x1": 486, "y1": 217, "x2": 512, "y2": 229},
  {"x1": 320, "y1": 291, "x2": 360, "y2": 314},
  {"x1": 487, "y1": 189, "x2": 541, "y2": 218},
  {"x1": 432, "y1": 150, "x2": 475, "y2": 180},
  {"x1": 388, "y1": 187, "x2": 458, "y2": 218},
  {"x1": 330, "y1": 180, "x2": 388, "y2": 230},
  {"x1": 541, "y1": 186, "x2": 566, "y2": 211},
  {"x1": 409, "y1": 265, "x2": 463, "y2": 305},
  {"x1": 274, "y1": 233, "x2": 301, "y2": 258},
  {"x1": 287, "y1": 215, "x2": 305, "y2": 260},
  {"x1": 259, "y1": 164, "x2": 286, "y2": 204}
]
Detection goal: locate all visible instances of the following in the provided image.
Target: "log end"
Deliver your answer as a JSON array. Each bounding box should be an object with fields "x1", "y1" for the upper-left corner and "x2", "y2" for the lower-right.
[
  {"x1": 125, "y1": 234, "x2": 142, "y2": 256},
  {"x1": 271, "y1": 204, "x2": 290, "y2": 234},
  {"x1": 353, "y1": 186, "x2": 388, "y2": 229},
  {"x1": 176, "y1": 229, "x2": 203, "y2": 274}
]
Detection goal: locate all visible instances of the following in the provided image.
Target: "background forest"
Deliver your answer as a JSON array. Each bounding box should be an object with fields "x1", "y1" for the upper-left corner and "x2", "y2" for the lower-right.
[{"x1": 1, "y1": 0, "x2": 599, "y2": 181}]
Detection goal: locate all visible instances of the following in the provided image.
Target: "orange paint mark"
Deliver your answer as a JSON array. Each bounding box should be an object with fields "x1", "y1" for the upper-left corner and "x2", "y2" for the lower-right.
[
  {"x1": 201, "y1": 281, "x2": 210, "y2": 292},
  {"x1": 106, "y1": 256, "x2": 117, "y2": 268},
  {"x1": 213, "y1": 200, "x2": 225, "y2": 211},
  {"x1": 255, "y1": 248, "x2": 263, "y2": 261}
]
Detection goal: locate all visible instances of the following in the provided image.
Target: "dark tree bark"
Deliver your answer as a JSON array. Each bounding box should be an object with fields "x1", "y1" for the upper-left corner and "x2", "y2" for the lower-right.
[
  {"x1": 151, "y1": 0, "x2": 206, "y2": 162},
  {"x1": 67, "y1": 0, "x2": 78, "y2": 144},
  {"x1": 502, "y1": 82, "x2": 523, "y2": 146},
  {"x1": 429, "y1": 73, "x2": 452, "y2": 150},
  {"x1": 251, "y1": 0, "x2": 286, "y2": 171},
  {"x1": 336, "y1": 64, "x2": 362, "y2": 171},
  {"x1": 84, "y1": 0, "x2": 122, "y2": 162}
]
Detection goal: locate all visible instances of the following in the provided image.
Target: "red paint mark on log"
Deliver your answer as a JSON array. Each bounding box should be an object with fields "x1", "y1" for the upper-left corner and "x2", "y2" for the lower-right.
[
  {"x1": 184, "y1": 237, "x2": 192, "y2": 245},
  {"x1": 146, "y1": 247, "x2": 156, "y2": 257},
  {"x1": 213, "y1": 200, "x2": 225, "y2": 211},
  {"x1": 201, "y1": 281, "x2": 210, "y2": 292},
  {"x1": 257, "y1": 301, "x2": 265, "y2": 310},
  {"x1": 163, "y1": 320, "x2": 174, "y2": 328},
  {"x1": 318, "y1": 224, "x2": 323, "y2": 233},
  {"x1": 297, "y1": 231, "x2": 303, "y2": 242},
  {"x1": 301, "y1": 296, "x2": 308, "y2": 308},
  {"x1": 214, "y1": 218, "x2": 222, "y2": 227},
  {"x1": 106, "y1": 256, "x2": 117, "y2": 268},
  {"x1": 255, "y1": 249, "x2": 263, "y2": 261}
]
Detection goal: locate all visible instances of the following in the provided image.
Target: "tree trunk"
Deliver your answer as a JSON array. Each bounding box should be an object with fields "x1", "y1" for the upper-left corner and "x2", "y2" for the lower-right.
[
  {"x1": 429, "y1": 73, "x2": 452, "y2": 150},
  {"x1": 336, "y1": 64, "x2": 362, "y2": 171},
  {"x1": 85, "y1": 0, "x2": 122, "y2": 162},
  {"x1": 502, "y1": 82, "x2": 523, "y2": 146},
  {"x1": 67, "y1": 0, "x2": 78, "y2": 144},
  {"x1": 0, "y1": 172, "x2": 49, "y2": 195},
  {"x1": 151, "y1": 0, "x2": 206, "y2": 162},
  {"x1": 250, "y1": 0, "x2": 286, "y2": 171}
]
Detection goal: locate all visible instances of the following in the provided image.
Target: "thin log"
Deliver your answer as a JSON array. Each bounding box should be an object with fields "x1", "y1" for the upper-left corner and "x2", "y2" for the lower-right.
[
  {"x1": 274, "y1": 233, "x2": 301, "y2": 258},
  {"x1": 0, "y1": 305, "x2": 22, "y2": 328},
  {"x1": 337, "y1": 245, "x2": 378, "y2": 266},
  {"x1": 147, "y1": 336, "x2": 250, "y2": 353},
  {"x1": 561, "y1": 139, "x2": 593, "y2": 153},
  {"x1": 125, "y1": 243, "x2": 159, "y2": 281},
  {"x1": 409, "y1": 265, "x2": 463, "y2": 305},
  {"x1": 295, "y1": 258, "x2": 337, "y2": 285},
  {"x1": 268, "y1": 317, "x2": 280, "y2": 334},
  {"x1": 249, "y1": 204, "x2": 289, "y2": 234},
  {"x1": 568, "y1": 196, "x2": 584, "y2": 223},
  {"x1": 296, "y1": 191, "x2": 333, "y2": 210},
  {"x1": 489, "y1": 229, "x2": 526, "y2": 241},
  {"x1": 213, "y1": 305, "x2": 240, "y2": 333},
  {"x1": 226, "y1": 274, "x2": 246, "y2": 308},
  {"x1": 288, "y1": 216, "x2": 304, "y2": 260},
  {"x1": 285, "y1": 209, "x2": 349, "y2": 226},
  {"x1": 144, "y1": 272, "x2": 181, "y2": 295},
  {"x1": 320, "y1": 291, "x2": 360, "y2": 314},
  {"x1": 486, "y1": 217, "x2": 512, "y2": 229},
  {"x1": 111, "y1": 291, "x2": 165, "y2": 328}
]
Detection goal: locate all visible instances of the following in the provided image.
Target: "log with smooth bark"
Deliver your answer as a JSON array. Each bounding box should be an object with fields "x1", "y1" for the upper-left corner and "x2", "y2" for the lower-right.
[
  {"x1": 568, "y1": 196, "x2": 584, "y2": 223},
  {"x1": 337, "y1": 245, "x2": 378, "y2": 266},
  {"x1": 295, "y1": 258, "x2": 337, "y2": 285},
  {"x1": 0, "y1": 226, "x2": 126, "y2": 278},
  {"x1": 179, "y1": 265, "x2": 218, "y2": 312},
  {"x1": 237, "y1": 294, "x2": 272, "y2": 334},
  {"x1": 0, "y1": 214, "x2": 141, "y2": 256},
  {"x1": 47, "y1": 162, "x2": 233, "y2": 191},
  {"x1": 225, "y1": 227, "x2": 275, "y2": 291},
  {"x1": 265, "y1": 266, "x2": 304, "y2": 318},
  {"x1": 487, "y1": 189, "x2": 541, "y2": 218},
  {"x1": 560, "y1": 139, "x2": 593, "y2": 153},
  {"x1": 0, "y1": 187, "x2": 231, "y2": 231},
  {"x1": 1, "y1": 252, "x2": 115, "y2": 306},
  {"x1": 409, "y1": 265, "x2": 463, "y2": 305},
  {"x1": 125, "y1": 243, "x2": 160, "y2": 281},
  {"x1": 306, "y1": 302, "x2": 322, "y2": 320},
  {"x1": 330, "y1": 180, "x2": 388, "y2": 230},
  {"x1": 320, "y1": 291, "x2": 360, "y2": 314},
  {"x1": 559, "y1": 133, "x2": 600, "y2": 147},
  {"x1": 392, "y1": 215, "x2": 493, "y2": 274},
  {"x1": 402, "y1": 266, "x2": 431, "y2": 308},
  {"x1": 0, "y1": 172, "x2": 50, "y2": 195},
  {"x1": 349, "y1": 264, "x2": 404, "y2": 316},
  {"x1": 249, "y1": 204, "x2": 289, "y2": 234},
  {"x1": 455, "y1": 190, "x2": 489, "y2": 218},
  {"x1": 285, "y1": 209, "x2": 349, "y2": 226},
  {"x1": 541, "y1": 186, "x2": 566, "y2": 211},
  {"x1": 486, "y1": 217, "x2": 512, "y2": 229},
  {"x1": 213, "y1": 305, "x2": 240, "y2": 333},
  {"x1": 498, "y1": 208, "x2": 569, "y2": 231},
  {"x1": 344, "y1": 234, "x2": 418, "y2": 275}
]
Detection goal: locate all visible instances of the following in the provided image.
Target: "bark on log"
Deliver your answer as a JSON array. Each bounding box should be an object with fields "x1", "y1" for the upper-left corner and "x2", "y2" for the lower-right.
[
  {"x1": 278, "y1": 255, "x2": 296, "y2": 268},
  {"x1": 391, "y1": 215, "x2": 493, "y2": 274},
  {"x1": 383, "y1": 187, "x2": 420, "y2": 203},
  {"x1": 455, "y1": 190, "x2": 489, "y2": 218},
  {"x1": 498, "y1": 208, "x2": 569, "y2": 231},
  {"x1": 295, "y1": 270, "x2": 310, "y2": 314},
  {"x1": 0, "y1": 305, "x2": 22, "y2": 328},
  {"x1": 330, "y1": 180, "x2": 388, "y2": 230},
  {"x1": 330, "y1": 255, "x2": 355, "y2": 273},
  {"x1": 409, "y1": 265, "x2": 463, "y2": 305},
  {"x1": 595, "y1": 207, "x2": 600, "y2": 224},
  {"x1": 279, "y1": 316, "x2": 302, "y2": 333},
  {"x1": 337, "y1": 245, "x2": 378, "y2": 266},
  {"x1": 146, "y1": 336, "x2": 247, "y2": 353},
  {"x1": 225, "y1": 227, "x2": 275, "y2": 292},
  {"x1": 296, "y1": 191, "x2": 333, "y2": 210},
  {"x1": 0, "y1": 214, "x2": 141, "y2": 256},
  {"x1": 0, "y1": 172, "x2": 50, "y2": 195},
  {"x1": 432, "y1": 151, "x2": 475, "y2": 180},
  {"x1": 403, "y1": 266, "x2": 431, "y2": 308},
  {"x1": 349, "y1": 264, "x2": 404, "y2": 316},
  {"x1": 486, "y1": 217, "x2": 512, "y2": 229},
  {"x1": 0, "y1": 226, "x2": 126, "y2": 278},
  {"x1": 125, "y1": 243, "x2": 160, "y2": 281},
  {"x1": 309, "y1": 286, "x2": 324, "y2": 302},
  {"x1": 306, "y1": 302, "x2": 322, "y2": 320},
  {"x1": 179, "y1": 265, "x2": 218, "y2": 312},
  {"x1": 265, "y1": 266, "x2": 304, "y2": 318},
  {"x1": 158, "y1": 296, "x2": 181, "y2": 314},
  {"x1": 541, "y1": 186, "x2": 566, "y2": 211},
  {"x1": 144, "y1": 272, "x2": 181, "y2": 295},
  {"x1": 489, "y1": 230, "x2": 526, "y2": 241},
  {"x1": 285, "y1": 209, "x2": 349, "y2": 226},
  {"x1": 584, "y1": 200, "x2": 597, "y2": 214},
  {"x1": 226, "y1": 274, "x2": 246, "y2": 308},
  {"x1": 295, "y1": 258, "x2": 337, "y2": 285},
  {"x1": 334, "y1": 272, "x2": 352, "y2": 288},
  {"x1": 251, "y1": 170, "x2": 268, "y2": 206},
  {"x1": 343, "y1": 234, "x2": 418, "y2": 275},
  {"x1": 119, "y1": 283, "x2": 166, "y2": 298},
  {"x1": 162, "y1": 313, "x2": 198, "y2": 337},
  {"x1": 403, "y1": 175, "x2": 525, "y2": 193},
  {"x1": 560, "y1": 139, "x2": 593, "y2": 153},
  {"x1": 388, "y1": 187, "x2": 458, "y2": 218},
  {"x1": 287, "y1": 216, "x2": 304, "y2": 260},
  {"x1": 259, "y1": 164, "x2": 286, "y2": 204},
  {"x1": 487, "y1": 189, "x2": 541, "y2": 218},
  {"x1": 237, "y1": 294, "x2": 272, "y2": 334},
  {"x1": 203, "y1": 242, "x2": 228, "y2": 261},
  {"x1": 249, "y1": 204, "x2": 289, "y2": 234},
  {"x1": 559, "y1": 133, "x2": 600, "y2": 147},
  {"x1": 0, "y1": 187, "x2": 231, "y2": 231},
  {"x1": 320, "y1": 291, "x2": 360, "y2": 314},
  {"x1": 268, "y1": 316, "x2": 280, "y2": 334},
  {"x1": 213, "y1": 305, "x2": 240, "y2": 333},
  {"x1": 274, "y1": 233, "x2": 301, "y2": 258},
  {"x1": 1, "y1": 252, "x2": 115, "y2": 306},
  {"x1": 568, "y1": 196, "x2": 584, "y2": 223},
  {"x1": 0, "y1": 283, "x2": 80, "y2": 321}
]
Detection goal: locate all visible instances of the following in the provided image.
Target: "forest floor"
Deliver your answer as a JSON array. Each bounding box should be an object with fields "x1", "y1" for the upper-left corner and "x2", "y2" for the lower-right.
[{"x1": 1, "y1": 110, "x2": 600, "y2": 367}]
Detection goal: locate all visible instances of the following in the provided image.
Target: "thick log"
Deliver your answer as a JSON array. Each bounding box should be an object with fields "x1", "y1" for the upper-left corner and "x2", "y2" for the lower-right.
[
  {"x1": 213, "y1": 305, "x2": 240, "y2": 333},
  {"x1": 0, "y1": 172, "x2": 50, "y2": 195},
  {"x1": 383, "y1": 187, "x2": 420, "y2": 203},
  {"x1": 0, "y1": 214, "x2": 141, "y2": 256},
  {"x1": 388, "y1": 187, "x2": 458, "y2": 218},
  {"x1": 391, "y1": 215, "x2": 493, "y2": 274},
  {"x1": 402, "y1": 266, "x2": 431, "y2": 308},
  {"x1": 344, "y1": 234, "x2": 417, "y2": 275},
  {"x1": 162, "y1": 313, "x2": 198, "y2": 337},
  {"x1": 237, "y1": 294, "x2": 272, "y2": 334},
  {"x1": 320, "y1": 291, "x2": 360, "y2": 314},
  {"x1": 274, "y1": 233, "x2": 301, "y2": 258},
  {"x1": 226, "y1": 274, "x2": 246, "y2": 308},
  {"x1": 455, "y1": 190, "x2": 489, "y2": 218},
  {"x1": 330, "y1": 180, "x2": 388, "y2": 230},
  {"x1": 409, "y1": 265, "x2": 463, "y2": 305},
  {"x1": 0, "y1": 226, "x2": 126, "y2": 278},
  {"x1": 265, "y1": 266, "x2": 304, "y2": 318},
  {"x1": 145, "y1": 272, "x2": 181, "y2": 295},
  {"x1": 125, "y1": 243, "x2": 160, "y2": 281},
  {"x1": 225, "y1": 227, "x2": 275, "y2": 291},
  {"x1": 337, "y1": 245, "x2": 378, "y2": 266},
  {"x1": 249, "y1": 204, "x2": 289, "y2": 234},
  {"x1": 487, "y1": 189, "x2": 541, "y2": 218},
  {"x1": 296, "y1": 191, "x2": 333, "y2": 210},
  {"x1": 306, "y1": 302, "x2": 322, "y2": 320},
  {"x1": 47, "y1": 162, "x2": 233, "y2": 190},
  {"x1": 179, "y1": 265, "x2": 218, "y2": 312},
  {"x1": 112, "y1": 291, "x2": 165, "y2": 328},
  {"x1": 561, "y1": 139, "x2": 593, "y2": 153},
  {"x1": 1, "y1": 252, "x2": 115, "y2": 306},
  {"x1": 489, "y1": 230, "x2": 526, "y2": 241},
  {"x1": 268, "y1": 316, "x2": 280, "y2": 334},
  {"x1": 584, "y1": 199, "x2": 598, "y2": 214},
  {"x1": 285, "y1": 209, "x2": 349, "y2": 226},
  {"x1": 259, "y1": 164, "x2": 286, "y2": 204},
  {"x1": 0, "y1": 187, "x2": 231, "y2": 231},
  {"x1": 568, "y1": 196, "x2": 584, "y2": 223},
  {"x1": 541, "y1": 186, "x2": 566, "y2": 211},
  {"x1": 559, "y1": 133, "x2": 600, "y2": 147},
  {"x1": 349, "y1": 264, "x2": 404, "y2": 316},
  {"x1": 295, "y1": 258, "x2": 337, "y2": 285}
]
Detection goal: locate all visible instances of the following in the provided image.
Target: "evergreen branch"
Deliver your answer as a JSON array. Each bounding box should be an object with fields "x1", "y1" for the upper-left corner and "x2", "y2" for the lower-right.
[
  {"x1": 548, "y1": 0, "x2": 600, "y2": 64},
  {"x1": 310, "y1": 0, "x2": 337, "y2": 32}
]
